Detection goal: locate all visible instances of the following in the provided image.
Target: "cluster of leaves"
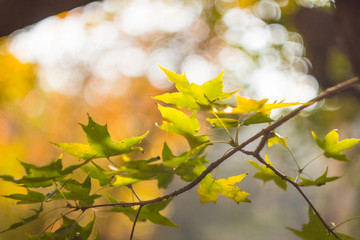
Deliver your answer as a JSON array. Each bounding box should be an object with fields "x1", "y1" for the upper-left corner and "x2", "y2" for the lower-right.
[{"x1": 0, "y1": 67, "x2": 359, "y2": 239}]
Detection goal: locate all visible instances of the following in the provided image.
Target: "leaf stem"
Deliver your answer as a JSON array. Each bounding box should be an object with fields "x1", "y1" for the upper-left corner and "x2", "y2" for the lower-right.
[
  {"x1": 212, "y1": 111, "x2": 235, "y2": 143},
  {"x1": 301, "y1": 153, "x2": 323, "y2": 171},
  {"x1": 332, "y1": 216, "x2": 360, "y2": 231}
]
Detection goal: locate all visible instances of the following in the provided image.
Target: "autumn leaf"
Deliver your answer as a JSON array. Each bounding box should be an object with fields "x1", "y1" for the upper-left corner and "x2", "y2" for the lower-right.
[
  {"x1": 312, "y1": 129, "x2": 360, "y2": 162},
  {"x1": 197, "y1": 172, "x2": 250, "y2": 204},
  {"x1": 267, "y1": 133, "x2": 288, "y2": 148},
  {"x1": 53, "y1": 115, "x2": 148, "y2": 160},
  {"x1": 248, "y1": 155, "x2": 287, "y2": 190},
  {"x1": 217, "y1": 95, "x2": 301, "y2": 115},
  {"x1": 153, "y1": 66, "x2": 236, "y2": 110},
  {"x1": 157, "y1": 104, "x2": 209, "y2": 148}
]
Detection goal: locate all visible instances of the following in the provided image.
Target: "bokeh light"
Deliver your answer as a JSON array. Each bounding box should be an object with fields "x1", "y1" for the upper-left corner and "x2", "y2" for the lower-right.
[{"x1": 9, "y1": 0, "x2": 318, "y2": 106}]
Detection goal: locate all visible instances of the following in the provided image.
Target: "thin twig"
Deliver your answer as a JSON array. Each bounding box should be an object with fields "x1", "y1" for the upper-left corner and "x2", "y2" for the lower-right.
[
  {"x1": 130, "y1": 205, "x2": 143, "y2": 240},
  {"x1": 128, "y1": 185, "x2": 142, "y2": 203}
]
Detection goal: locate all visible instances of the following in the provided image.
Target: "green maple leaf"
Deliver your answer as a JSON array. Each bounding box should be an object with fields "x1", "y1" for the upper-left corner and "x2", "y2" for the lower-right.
[
  {"x1": 53, "y1": 115, "x2": 148, "y2": 160},
  {"x1": 106, "y1": 194, "x2": 180, "y2": 228},
  {"x1": 206, "y1": 118, "x2": 239, "y2": 128},
  {"x1": 50, "y1": 176, "x2": 100, "y2": 206},
  {"x1": 299, "y1": 168, "x2": 340, "y2": 187},
  {"x1": 153, "y1": 66, "x2": 236, "y2": 110},
  {"x1": 197, "y1": 171, "x2": 250, "y2": 204},
  {"x1": 162, "y1": 142, "x2": 208, "y2": 182},
  {"x1": 312, "y1": 129, "x2": 360, "y2": 162},
  {"x1": 248, "y1": 155, "x2": 287, "y2": 190},
  {"x1": 139, "y1": 199, "x2": 181, "y2": 228},
  {"x1": 157, "y1": 104, "x2": 210, "y2": 148},
  {"x1": 0, "y1": 154, "x2": 92, "y2": 188},
  {"x1": 27, "y1": 215, "x2": 96, "y2": 240},
  {"x1": 287, "y1": 207, "x2": 356, "y2": 240},
  {"x1": 112, "y1": 156, "x2": 168, "y2": 187},
  {"x1": 81, "y1": 162, "x2": 113, "y2": 186},
  {"x1": 2, "y1": 188, "x2": 45, "y2": 204},
  {"x1": 242, "y1": 112, "x2": 274, "y2": 125}
]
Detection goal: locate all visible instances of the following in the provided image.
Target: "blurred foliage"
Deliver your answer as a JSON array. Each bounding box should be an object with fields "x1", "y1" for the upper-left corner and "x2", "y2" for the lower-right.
[{"x1": 0, "y1": 39, "x2": 35, "y2": 103}]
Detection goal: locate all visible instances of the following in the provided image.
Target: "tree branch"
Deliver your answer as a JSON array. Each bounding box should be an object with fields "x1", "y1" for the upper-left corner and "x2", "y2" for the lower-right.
[
  {"x1": 71, "y1": 76, "x2": 359, "y2": 239},
  {"x1": 249, "y1": 153, "x2": 340, "y2": 239}
]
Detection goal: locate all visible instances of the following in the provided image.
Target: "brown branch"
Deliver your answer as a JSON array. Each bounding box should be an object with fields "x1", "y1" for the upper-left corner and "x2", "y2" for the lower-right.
[{"x1": 72, "y1": 76, "x2": 359, "y2": 239}]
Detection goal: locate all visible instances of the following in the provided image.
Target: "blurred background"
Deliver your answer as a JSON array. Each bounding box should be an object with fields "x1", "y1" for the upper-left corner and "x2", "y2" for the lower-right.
[{"x1": 0, "y1": 0, "x2": 359, "y2": 239}]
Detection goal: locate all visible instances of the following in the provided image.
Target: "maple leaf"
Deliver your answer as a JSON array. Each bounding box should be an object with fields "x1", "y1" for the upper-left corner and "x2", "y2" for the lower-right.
[
  {"x1": 287, "y1": 207, "x2": 356, "y2": 240},
  {"x1": 217, "y1": 95, "x2": 301, "y2": 115},
  {"x1": 206, "y1": 117, "x2": 239, "y2": 128},
  {"x1": 157, "y1": 104, "x2": 209, "y2": 148},
  {"x1": 2, "y1": 188, "x2": 45, "y2": 204},
  {"x1": 267, "y1": 133, "x2": 288, "y2": 148},
  {"x1": 112, "y1": 156, "x2": 167, "y2": 187},
  {"x1": 248, "y1": 155, "x2": 287, "y2": 190},
  {"x1": 312, "y1": 129, "x2": 360, "y2": 162},
  {"x1": 197, "y1": 171, "x2": 250, "y2": 204},
  {"x1": 28, "y1": 215, "x2": 96, "y2": 240},
  {"x1": 299, "y1": 168, "x2": 340, "y2": 187},
  {"x1": 153, "y1": 66, "x2": 236, "y2": 110},
  {"x1": 53, "y1": 115, "x2": 148, "y2": 160},
  {"x1": 107, "y1": 195, "x2": 180, "y2": 228}
]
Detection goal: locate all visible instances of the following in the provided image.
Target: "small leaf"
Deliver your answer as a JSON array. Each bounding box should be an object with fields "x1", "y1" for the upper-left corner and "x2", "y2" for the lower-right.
[
  {"x1": 206, "y1": 118, "x2": 239, "y2": 128},
  {"x1": 155, "y1": 67, "x2": 236, "y2": 110},
  {"x1": 248, "y1": 155, "x2": 287, "y2": 190},
  {"x1": 0, "y1": 155, "x2": 65, "y2": 188},
  {"x1": 50, "y1": 176, "x2": 101, "y2": 206},
  {"x1": 153, "y1": 92, "x2": 200, "y2": 109},
  {"x1": 157, "y1": 171, "x2": 175, "y2": 189},
  {"x1": 140, "y1": 199, "x2": 181, "y2": 228},
  {"x1": 28, "y1": 215, "x2": 96, "y2": 240},
  {"x1": 287, "y1": 207, "x2": 356, "y2": 240},
  {"x1": 106, "y1": 194, "x2": 180, "y2": 228},
  {"x1": 217, "y1": 95, "x2": 301, "y2": 115},
  {"x1": 113, "y1": 156, "x2": 168, "y2": 187},
  {"x1": 53, "y1": 115, "x2": 148, "y2": 160},
  {"x1": 157, "y1": 105, "x2": 209, "y2": 148},
  {"x1": 162, "y1": 143, "x2": 209, "y2": 182},
  {"x1": 81, "y1": 162, "x2": 113, "y2": 186},
  {"x1": 312, "y1": 129, "x2": 360, "y2": 162},
  {"x1": 267, "y1": 133, "x2": 288, "y2": 148},
  {"x1": 197, "y1": 172, "x2": 250, "y2": 204},
  {"x1": 2, "y1": 188, "x2": 45, "y2": 204},
  {"x1": 299, "y1": 168, "x2": 340, "y2": 187},
  {"x1": 242, "y1": 112, "x2": 274, "y2": 125}
]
